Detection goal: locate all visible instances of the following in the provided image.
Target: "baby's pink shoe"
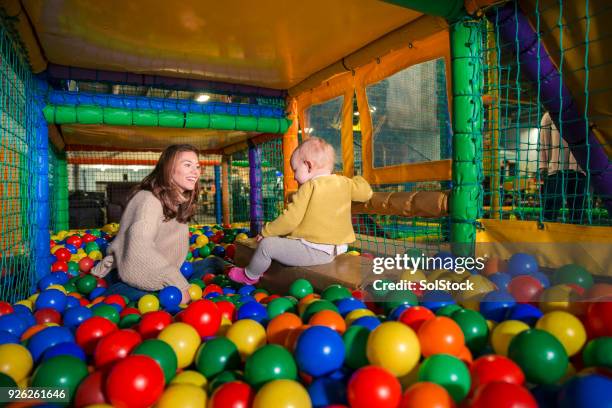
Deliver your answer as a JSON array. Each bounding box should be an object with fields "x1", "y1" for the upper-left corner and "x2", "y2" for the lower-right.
[{"x1": 228, "y1": 267, "x2": 260, "y2": 285}]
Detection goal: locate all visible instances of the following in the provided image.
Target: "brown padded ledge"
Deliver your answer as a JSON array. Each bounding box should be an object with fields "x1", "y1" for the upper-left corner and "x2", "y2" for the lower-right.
[{"x1": 352, "y1": 190, "x2": 449, "y2": 218}]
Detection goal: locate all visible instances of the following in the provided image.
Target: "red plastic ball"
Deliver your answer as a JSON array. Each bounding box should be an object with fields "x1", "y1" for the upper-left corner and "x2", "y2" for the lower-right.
[
  {"x1": 470, "y1": 382, "x2": 537, "y2": 408},
  {"x1": 225, "y1": 244, "x2": 236, "y2": 260},
  {"x1": 177, "y1": 299, "x2": 221, "y2": 337},
  {"x1": 120, "y1": 307, "x2": 140, "y2": 318},
  {"x1": 470, "y1": 355, "x2": 525, "y2": 390},
  {"x1": 78, "y1": 257, "x2": 94, "y2": 273},
  {"x1": 585, "y1": 299, "x2": 612, "y2": 337},
  {"x1": 51, "y1": 261, "x2": 69, "y2": 272},
  {"x1": 216, "y1": 300, "x2": 236, "y2": 321},
  {"x1": 138, "y1": 311, "x2": 173, "y2": 340},
  {"x1": 94, "y1": 329, "x2": 142, "y2": 369},
  {"x1": 96, "y1": 277, "x2": 108, "y2": 288},
  {"x1": 75, "y1": 316, "x2": 118, "y2": 355},
  {"x1": 104, "y1": 294, "x2": 127, "y2": 309},
  {"x1": 209, "y1": 381, "x2": 254, "y2": 408},
  {"x1": 508, "y1": 276, "x2": 543, "y2": 303},
  {"x1": 34, "y1": 308, "x2": 62, "y2": 325},
  {"x1": 105, "y1": 355, "x2": 165, "y2": 408},
  {"x1": 54, "y1": 248, "x2": 72, "y2": 262},
  {"x1": 74, "y1": 371, "x2": 106, "y2": 408},
  {"x1": 82, "y1": 233, "x2": 96, "y2": 244},
  {"x1": 66, "y1": 235, "x2": 83, "y2": 248},
  {"x1": 398, "y1": 306, "x2": 435, "y2": 331},
  {"x1": 203, "y1": 274, "x2": 216, "y2": 285},
  {"x1": 352, "y1": 289, "x2": 367, "y2": 301},
  {"x1": 347, "y1": 366, "x2": 402, "y2": 408},
  {"x1": 0, "y1": 301, "x2": 13, "y2": 316},
  {"x1": 203, "y1": 284, "x2": 223, "y2": 297}
]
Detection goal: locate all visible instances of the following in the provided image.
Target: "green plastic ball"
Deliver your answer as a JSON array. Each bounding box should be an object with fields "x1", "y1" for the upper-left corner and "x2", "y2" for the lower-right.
[
  {"x1": 451, "y1": 308, "x2": 489, "y2": 353},
  {"x1": 133, "y1": 339, "x2": 179, "y2": 384},
  {"x1": 208, "y1": 370, "x2": 243, "y2": 393},
  {"x1": 302, "y1": 300, "x2": 338, "y2": 323},
  {"x1": 92, "y1": 304, "x2": 120, "y2": 324},
  {"x1": 267, "y1": 297, "x2": 296, "y2": 319},
  {"x1": 552, "y1": 264, "x2": 594, "y2": 289},
  {"x1": 0, "y1": 372, "x2": 17, "y2": 387},
  {"x1": 244, "y1": 344, "x2": 297, "y2": 388},
  {"x1": 119, "y1": 314, "x2": 141, "y2": 329},
  {"x1": 582, "y1": 337, "x2": 612, "y2": 369},
  {"x1": 85, "y1": 242, "x2": 99, "y2": 253},
  {"x1": 418, "y1": 354, "x2": 471, "y2": 402},
  {"x1": 31, "y1": 355, "x2": 88, "y2": 400},
  {"x1": 436, "y1": 304, "x2": 463, "y2": 317},
  {"x1": 343, "y1": 325, "x2": 370, "y2": 369},
  {"x1": 189, "y1": 279, "x2": 206, "y2": 289},
  {"x1": 383, "y1": 289, "x2": 418, "y2": 313},
  {"x1": 67, "y1": 261, "x2": 79, "y2": 274},
  {"x1": 76, "y1": 275, "x2": 97, "y2": 294},
  {"x1": 199, "y1": 246, "x2": 211, "y2": 258},
  {"x1": 289, "y1": 279, "x2": 314, "y2": 299},
  {"x1": 195, "y1": 337, "x2": 241, "y2": 379},
  {"x1": 508, "y1": 329, "x2": 569, "y2": 385},
  {"x1": 322, "y1": 284, "x2": 352, "y2": 303},
  {"x1": 63, "y1": 282, "x2": 77, "y2": 294}
]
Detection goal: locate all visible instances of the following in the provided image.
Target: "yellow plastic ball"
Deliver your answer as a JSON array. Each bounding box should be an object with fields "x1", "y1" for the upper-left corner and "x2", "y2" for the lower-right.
[
  {"x1": 27, "y1": 293, "x2": 40, "y2": 304},
  {"x1": 88, "y1": 250, "x2": 103, "y2": 261},
  {"x1": 345, "y1": 309, "x2": 375, "y2": 326},
  {"x1": 46, "y1": 284, "x2": 67, "y2": 294},
  {"x1": 539, "y1": 285, "x2": 581, "y2": 314},
  {"x1": 491, "y1": 320, "x2": 530, "y2": 356},
  {"x1": 14, "y1": 300, "x2": 32, "y2": 310},
  {"x1": 188, "y1": 284, "x2": 203, "y2": 301},
  {"x1": 156, "y1": 384, "x2": 207, "y2": 408},
  {"x1": 235, "y1": 233, "x2": 249, "y2": 241},
  {"x1": 366, "y1": 322, "x2": 420, "y2": 376},
  {"x1": 346, "y1": 250, "x2": 360, "y2": 256},
  {"x1": 158, "y1": 323, "x2": 202, "y2": 369},
  {"x1": 138, "y1": 294, "x2": 160, "y2": 313},
  {"x1": 195, "y1": 235, "x2": 209, "y2": 247},
  {"x1": 297, "y1": 297, "x2": 319, "y2": 316},
  {"x1": 225, "y1": 319, "x2": 266, "y2": 359},
  {"x1": 459, "y1": 275, "x2": 496, "y2": 309},
  {"x1": 536, "y1": 311, "x2": 586, "y2": 357},
  {"x1": 170, "y1": 370, "x2": 208, "y2": 388},
  {"x1": 0, "y1": 344, "x2": 33, "y2": 382},
  {"x1": 253, "y1": 380, "x2": 311, "y2": 408},
  {"x1": 218, "y1": 316, "x2": 233, "y2": 337}
]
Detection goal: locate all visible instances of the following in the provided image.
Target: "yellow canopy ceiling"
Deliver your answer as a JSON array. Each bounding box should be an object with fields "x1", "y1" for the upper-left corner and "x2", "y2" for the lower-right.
[{"x1": 22, "y1": 0, "x2": 421, "y2": 89}]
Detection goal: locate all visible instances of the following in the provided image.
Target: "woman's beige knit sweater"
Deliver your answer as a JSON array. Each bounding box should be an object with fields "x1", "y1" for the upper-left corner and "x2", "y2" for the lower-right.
[{"x1": 91, "y1": 190, "x2": 190, "y2": 291}]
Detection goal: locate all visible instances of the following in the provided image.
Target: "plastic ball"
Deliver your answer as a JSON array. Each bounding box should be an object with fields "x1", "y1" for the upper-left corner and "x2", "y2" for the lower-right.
[
  {"x1": 133, "y1": 339, "x2": 179, "y2": 384},
  {"x1": 491, "y1": 320, "x2": 530, "y2": 356},
  {"x1": 75, "y1": 316, "x2": 117, "y2": 354},
  {"x1": 470, "y1": 355, "x2": 525, "y2": 389},
  {"x1": 178, "y1": 299, "x2": 221, "y2": 338},
  {"x1": 308, "y1": 376, "x2": 347, "y2": 407},
  {"x1": 289, "y1": 279, "x2": 314, "y2": 299},
  {"x1": 76, "y1": 275, "x2": 98, "y2": 294},
  {"x1": 138, "y1": 294, "x2": 160, "y2": 313},
  {"x1": 209, "y1": 370, "x2": 243, "y2": 392},
  {"x1": 418, "y1": 354, "x2": 471, "y2": 403},
  {"x1": 159, "y1": 286, "x2": 182, "y2": 309},
  {"x1": 105, "y1": 355, "x2": 165, "y2": 408},
  {"x1": 310, "y1": 310, "x2": 347, "y2": 334},
  {"x1": 471, "y1": 382, "x2": 537, "y2": 408},
  {"x1": 32, "y1": 355, "x2": 89, "y2": 399},
  {"x1": 352, "y1": 315, "x2": 381, "y2": 331},
  {"x1": 267, "y1": 297, "x2": 296, "y2": 320},
  {"x1": 365, "y1": 321, "x2": 420, "y2": 376},
  {"x1": 225, "y1": 319, "x2": 267, "y2": 359},
  {"x1": 507, "y1": 253, "x2": 538, "y2": 276},
  {"x1": 171, "y1": 370, "x2": 207, "y2": 387},
  {"x1": 78, "y1": 257, "x2": 94, "y2": 273},
  {"x1": 156, "y1": 384, "x2": 207, "y2": 408},
  {"x1": 420, "y1": 290, "x2": 455, "y2": 312},
  {"x1": 557, "y1": 374, "x2": 612, "y2": 408},
  {"x1": 237, "y1": 301, "x2": 268, "y2": 324},
  {"x1": 0, "y1": 331, "x2": 19, "y2": 345},
  {"x1": 507, "y1": 303, "x2": 543, "y2": 325},
  {"x1": 582, "y1": 337, "x2": 612, "y2": 369},
  {"x1": 400, "y1": 381, "x2": 455, "y2": 408},
  {"x1": 295, "y1": 326, "x2": 345, "y2": 377},
  {"x1": 451, "y1": 308, "x2": 489, "y2": 353},
  {"x1": 188, "y1": 283, "x2": 203, "y2": 301},
  {"x1": 34, "y1": 308, "x2": 62, "y2": 325},
  {"x1": 92, "y1": 304, "x2": 120, "y2": 324},
  {"x1": 398, "y1": 306, "x2": 435, "y2": 332},
  {"x1": 195, "y1": 337, "x2": 241, "y2": 379},
  {"x1": 41, "y1": 341, "x2": 86, "y2": 363},
  {"x1": 585, "y1": 300, "x2": 612, "y2": 337},
  {"x1": 35, "y1": 289, "x2": 67, "y2": 313},
  {"x1": 508, "y1": 329, "x2": 568, "y2": 385},
  {"x1": 417, "y1": 316, "x2": 464, "y2": 358},
  {"x1": 536, "y1": 311, "x2": 586, "y2": 357},
  {"x1": 27, "y1": 326, "x2": 74, "y2": 362},
  {"x1": 553, "y1": 264, "x2": 593, "y2": 289},
  {"x1": 0, "y1": 343, "x2": 33, "y2": 382},
  {"x1": 488, "y1": 272, "x2": 512, "y2": 290},
  {"x1": 347, "y1": 366, "x2": 401, "y2": 408},
  {"x1": 322, "y1": 284, "x2": 352, "y2": 303},
  {"x1": 479, "y1": 290, "x2": 516, "y2": 322},
  {"x1": 343, "y1": 325, "x2": 370, "y2": 370},
  {"x1": 244, "y1": 344, "x2": 297, "y2": 389},
  {"x1": 508, "y1": 275, "x2": 543, "y2": 303},
  {"x1": 345, "y1": 308, "x2": 375, "y2": 326},
  {"x1": 267, "y1": 313, "x2": 303, "y2": 346},
  {"x1": 158, "y1": 322, "x2": 201, "y2": 369},
  {"x1": 74, "y1": 371, "x2": 106, "y2": 408},
  {"x1": 253, "y1": 379, "x2": 311, "y2": 408},
  {"x1": 54, "y1": 247, "x2": 72, "y2": 262},
  {"x1": 334, "y1": 298, "x2": 364, "y2": 319},
  {"x1": 94, "y1": 329, "x2": 142, "y2": 368}
]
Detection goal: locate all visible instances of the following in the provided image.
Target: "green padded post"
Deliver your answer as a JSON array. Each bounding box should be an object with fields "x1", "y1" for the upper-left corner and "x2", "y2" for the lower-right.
[
  {"x1": 54, "y1": 151, "x2": 70, "y2": 232},
  {"x1": 381, "y1": 0, "x2": 465, "y2": 21},
  {"x1": 450, "y1": 18, "x2": 483, "y2": 256}
]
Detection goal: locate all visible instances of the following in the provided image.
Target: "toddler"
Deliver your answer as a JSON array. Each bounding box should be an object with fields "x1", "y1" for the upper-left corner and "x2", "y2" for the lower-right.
[{"x1": 228, "y1": 137, "x2": 373, "y2": 284}]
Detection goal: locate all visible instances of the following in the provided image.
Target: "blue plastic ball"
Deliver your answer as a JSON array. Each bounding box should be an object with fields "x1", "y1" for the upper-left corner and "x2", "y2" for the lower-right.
[
  {"x1": 204, "y1": 231, "x2": 214, "y2": 238},
  {"x1": 42, "y1": 342, "x2": 86, "y2": 362},
  {"x1": 479, "y1": 290, "x2": 516, "y2": 322},
  {"x1": 558, "y1": 374, "x2": 612, "y2": 408},
  {"x1": 0, "y1": 330, "x2": 19, "y2": 345},
  {"x1": 236, "y1": 301, "x2": 267, "y2": 323},
  {"x1": 27, "y1": 326, "x2": 74, "y2": 362},
  {"x1": 0, "y1": 314, "x2": 30, "y2": 337},
  {"x1": 351, "y1": 316, "x2": 381, "y2": 331},
  {"x1": 180, "y1": 262, "x2": 194, "y2": 279},
  {"x1": 420, "y1": 290, "x2": 455, "y2": 311},
  {"x1": 222, "y1": 287, "x2": 236, "y2": 295},
  {"x1": 531, "y1": 271, "x2": 550, "y2": 288},
  {"x1": 159, "y1": 286, "x2": 182, "y2": 309},
  {"x1": 63, "y1": 306, "x2": 93, "y2": 329},
  {"x1": 51, "y1": 272, "x2": 70, "y2": 285},
  {"x1": 335, "y1": 298, "x2": 367, "y2": 317},
  {"x1": 205, "y1": 292, "x2": 221, "y2": 300},
  {"x1": 38, "y1": 274, "x2": 60, "y2": 291},
  {"x1": 238, "y1": 285, "x2": 256, "y2": 296},
  {"x1": 65, "y1": 296, "x2": 81, "y2": 310},
  {"x1": 489, "y1": 272, "x2": 512, "y2": 290},
  {"x1": 508, "y1": 253, "x2": 538, "y2": 276},
  {"x1": 388, "y1": 304, "x2": 411, "y2": 321},
  {"x1": 508, "y1": 303, "x2": 543, "y2": 325},
  {"x1": 88, "y1": 287, "x2": 106, "y2": 300},
  {"x1": 35, "y1": 289, "x2": 67, "y2": 313},
  {"x1": 295, "y1": 326, "x2": 345, "y2": 377},
  {"x1": 64, "y1": 244, "x2": 78, "y2": 254},
  {"x1": 308, "y1": 376, "x2": 348, "y2": 407},
  {"x1": 12, "y1": 305, "x2": 34, "y2": 316},
  {"x1": 191, "y1": 249, "x2": 200, "y2": 258}
]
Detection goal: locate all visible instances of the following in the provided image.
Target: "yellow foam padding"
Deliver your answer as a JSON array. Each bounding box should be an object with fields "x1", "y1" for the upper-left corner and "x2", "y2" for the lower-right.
[
  {"x1": 283, "y1": 98, "x2": 299, "y2": 201},
  {"x1": 22, "y1": 0, "x2": 420, "y2": 89},
  {"x1": 355, "y1": 29, "x2": 452, "y2": 184},
  {"x1": 61, "y1": 124, "x2": 251, "y2": 151},
  {"x1": 476, "y1": 218, "x2": 612, "y2": 276},
  {"x1": 521, "y1": 0, "x2": 612, "y2": 157}
]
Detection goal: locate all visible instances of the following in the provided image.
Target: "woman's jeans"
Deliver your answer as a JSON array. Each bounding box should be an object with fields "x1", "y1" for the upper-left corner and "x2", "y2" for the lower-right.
[{"x1": 104, "y1": 257, "x2": 225, "y2": 301}]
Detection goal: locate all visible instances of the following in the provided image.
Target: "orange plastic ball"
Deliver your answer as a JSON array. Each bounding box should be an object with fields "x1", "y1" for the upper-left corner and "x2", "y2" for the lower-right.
[
  {"x1": 482, "y1": 257, "x2": 507, "y2": 276},
  {"x1": 266, "y1": 313, "x2": 303, "y2": 345},
  {"x1": 417, "y1": 316, "x2": 465, "y2": 357},
  {"x1": 283, "y1": 325, "x2": 310, "y2": 352},
  {"x1": 309, "y1": 310, "x2": 346, "y2": 334},
  {"x1": 400, "y1": 381, "x2": 455, "y2": 408},
  {"x1": 253, "y1": 292, "x2": 267, "y2": 302}
]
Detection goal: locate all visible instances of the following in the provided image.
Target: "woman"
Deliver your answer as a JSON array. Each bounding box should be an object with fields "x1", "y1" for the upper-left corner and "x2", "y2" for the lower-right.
[{"x1": 92, "y1": 144, "x2": 222, "y2": 303}]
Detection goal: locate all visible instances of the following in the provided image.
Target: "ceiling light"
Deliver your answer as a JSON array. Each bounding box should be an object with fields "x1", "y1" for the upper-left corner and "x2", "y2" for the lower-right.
[{"x1": 196, "y1": 94, "x2": 210, "y2": 103}]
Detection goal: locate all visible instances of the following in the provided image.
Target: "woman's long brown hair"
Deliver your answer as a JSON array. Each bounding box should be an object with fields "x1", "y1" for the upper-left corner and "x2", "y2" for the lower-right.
[{"x1": 131, "y1": 144, "x2": 201, "y2": 223}]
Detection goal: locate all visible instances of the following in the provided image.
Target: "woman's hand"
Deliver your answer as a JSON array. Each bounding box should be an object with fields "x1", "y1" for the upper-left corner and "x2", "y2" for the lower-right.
[{"x1": 181, "y1": 287, "x2": 191, "y2": 304}]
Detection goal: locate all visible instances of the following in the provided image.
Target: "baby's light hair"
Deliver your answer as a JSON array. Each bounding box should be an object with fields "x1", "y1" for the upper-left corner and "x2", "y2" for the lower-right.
[{"x1": 291, "y1": 137, "x2": 335, "y2": 172}]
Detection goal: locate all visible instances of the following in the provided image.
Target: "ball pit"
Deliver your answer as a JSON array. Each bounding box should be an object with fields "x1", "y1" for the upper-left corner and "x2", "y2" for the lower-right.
[{"x1": 0, "y1": 226, "x2": 609, "y2": 407}]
